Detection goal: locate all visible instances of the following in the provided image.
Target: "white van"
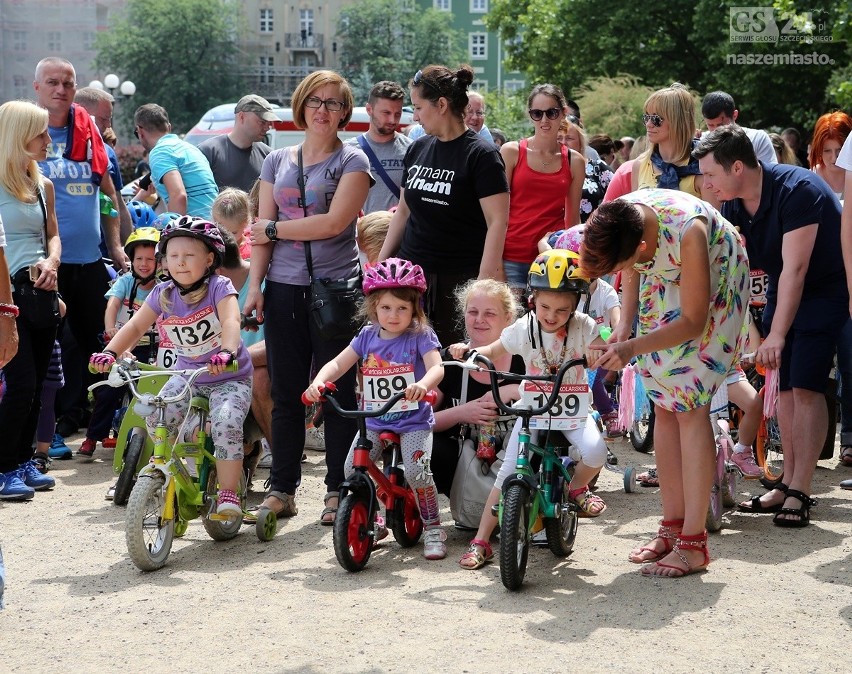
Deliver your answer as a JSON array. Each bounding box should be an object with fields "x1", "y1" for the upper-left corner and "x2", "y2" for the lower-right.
[{"x1": 185, "y1": 104, "x2": 413, "y2": 149}]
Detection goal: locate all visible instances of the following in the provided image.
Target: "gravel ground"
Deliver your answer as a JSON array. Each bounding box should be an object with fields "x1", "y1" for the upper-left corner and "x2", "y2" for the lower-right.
[{"x1": 1, "y1": 433, "x2": 850, "y2": 673}]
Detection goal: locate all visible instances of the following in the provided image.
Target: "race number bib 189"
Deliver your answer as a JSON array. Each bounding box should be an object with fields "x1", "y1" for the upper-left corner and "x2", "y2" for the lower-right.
[
  {"x1": 749, "y1": 270, "x2": 768, "y2": 307},
  {"x1": 160, "y1": 306, "x2": 222, "y2": 358},
  {"x1": 521, "y1": 382, "x2": 589, "y2": 431},
  {"x1": 362, "y1": 364, "x2": 416, "y2": 415}
]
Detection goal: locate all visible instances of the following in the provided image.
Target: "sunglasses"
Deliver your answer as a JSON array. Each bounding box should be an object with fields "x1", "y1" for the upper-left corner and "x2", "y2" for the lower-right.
[
  {"x1": 413, "y1": 69, "x2": 439, "y2": 94},
  {"x1": 528, "y1": 107, "x2": 562, "y2": 122},
  {"x1": 305, "y1": 96, "x2": 344, "y2": 112},
  {"x1": 133, "y1": 127, "x2": 140, "y2": 139},
  {"x1": 643, "y1": 113, "x2": 664, "y2": 127}
]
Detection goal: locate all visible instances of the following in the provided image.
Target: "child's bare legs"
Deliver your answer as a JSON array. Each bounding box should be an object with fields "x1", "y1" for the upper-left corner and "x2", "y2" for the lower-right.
[
  {"x1": 636, "y1": 405, "x2": 714, "y2": 575},
  {"x1": 728, "y1": 379, "x2": 761, "y2": 446},
  {"x1": 216, "y1": 460, "x2": 243, "y2": 492}
]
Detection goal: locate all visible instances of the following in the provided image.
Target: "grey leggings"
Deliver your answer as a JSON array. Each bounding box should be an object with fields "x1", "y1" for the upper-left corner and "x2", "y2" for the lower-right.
[
  {"x1": 145, "y1": 375, "x2": 253, "y2": 461},
  {"x1": 344, "y1": 428, "x2": 440, "y2": 527}
]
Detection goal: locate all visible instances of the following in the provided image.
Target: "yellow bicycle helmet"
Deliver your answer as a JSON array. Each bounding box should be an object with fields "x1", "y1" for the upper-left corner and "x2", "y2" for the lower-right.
[
  {"x1": 124, "y1": 226, "x2": 161, "y2": 256},
  {"x1": 527, "y1": 249, "x2": 590, "y2": 294}
]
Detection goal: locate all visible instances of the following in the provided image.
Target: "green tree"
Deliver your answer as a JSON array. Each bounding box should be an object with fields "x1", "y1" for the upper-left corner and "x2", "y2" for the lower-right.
[
  {"x1": 337, "y1": 0, "x2": 465, "y2": 103},
  {"x1": 574, "y1": 76, "x2": 657, "y2": 140},
  {"x1": 95, "y1": 0, "x2": 243, "y2": 134}
]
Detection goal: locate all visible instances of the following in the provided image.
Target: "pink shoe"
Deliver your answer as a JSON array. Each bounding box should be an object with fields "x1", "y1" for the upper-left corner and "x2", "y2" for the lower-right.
[
  {"x1": 730, "y1": 450, "x2": 762, "y2": 478},
  {"x1": 601, "y1": 411, "x2": 624, "y2": 438}
]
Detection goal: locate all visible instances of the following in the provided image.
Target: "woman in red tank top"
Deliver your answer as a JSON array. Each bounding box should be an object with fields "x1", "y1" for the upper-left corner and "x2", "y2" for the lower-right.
[{"x1": 500, "y1": 84, "x2": 586, "y2": 290}]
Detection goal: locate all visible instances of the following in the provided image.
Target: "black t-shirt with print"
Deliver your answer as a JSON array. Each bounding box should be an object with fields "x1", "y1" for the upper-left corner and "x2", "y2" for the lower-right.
[{"x1": 398, "y1": 129, "x2": 508, "y2": 273}]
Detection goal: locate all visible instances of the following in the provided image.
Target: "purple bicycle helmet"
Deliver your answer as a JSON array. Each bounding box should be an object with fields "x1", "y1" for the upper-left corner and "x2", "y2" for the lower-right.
[
  {"x1": 363, "y1": 257, "x2": 427, "y2": 294},
  {"x1": 158, "y1": 216, "x2": 226, "y2": 269}
]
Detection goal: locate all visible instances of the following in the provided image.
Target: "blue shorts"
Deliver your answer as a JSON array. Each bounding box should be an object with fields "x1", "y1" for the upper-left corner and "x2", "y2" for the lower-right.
[
  {"x1": 763, "y1": 294, "x2": 848, "y2": 393},
  {"x1": 503, "y1": 260, "x2": 532, "y2": 289}
]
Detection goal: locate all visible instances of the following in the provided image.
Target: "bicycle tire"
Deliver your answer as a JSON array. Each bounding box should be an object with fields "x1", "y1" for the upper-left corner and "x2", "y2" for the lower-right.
[
  {"x1": 125, "y1": 474, "x2": 174, "y2": 571},
  {"x1": 201, "y1": 466, "x2": 245, "y2": 541},
  {"x1": 113, "y1": 432, "x2": 145, "y2": 506},
  {"x1": 630, "y1": 405, "x2": 655, "y2": 453},
  {"x1": 706, "y1": 444, "x2": 724, "y2": 532},
  {"x1": 544, "y1": 492, "x2": 578, "y2": 558},
  {"x1": 333, "y1": 493, "x2": 373, "y2": 572},
  {"x1": 755, "y1": 387, "x2": 784, "y2": 481},
  {"x1": 500, "y1": 484, "x2": 531, "y2": 591},
  {"x1": 391, "y1": 491, "x2": 423, "y2": 548},
  {"x1": 721, "y1": 439, "x2": 738, "y2": 508}
]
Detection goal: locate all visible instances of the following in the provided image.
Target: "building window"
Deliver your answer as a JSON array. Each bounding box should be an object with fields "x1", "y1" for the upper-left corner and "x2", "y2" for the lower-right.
[
  {"x1": 434, "y1": 0, "x2": 451, "y2": 11},
  {"x1": 503, "y1": 80, "x2": 525, "y2": 93},
  {"x1": 83, "y1": 32, "x2": 96, "y2": 51},
  {"x1": 471, "y1": 80, "x2": 487, "y2": 92},
  {"x1": 259, "y1": 56, "x2": 274, "y2": 84},
  {"x1": 12, "y1": 31, "x2": 26, "y2": 52},
  {"x1": 13, "y1": 75, "x2": 28, "y2": 98},
  {"x1": 260, "y1": 8, "x2": 273, "y2": 33},
  {"x1": 469, "y1": 33, "x2": 487, "y2": 60},
  {"x1": 471, "y1": 0, "x2": 487, "y2": 12},
  {"x1": 400, "y1": 0, "x2": 415, "y2": 10},
  {"x1": 300, "y1": 8, "x2": 315, "y2": 45},
  {"x1": 47, "y1": 32, "x2": 61, "y2": 52}
]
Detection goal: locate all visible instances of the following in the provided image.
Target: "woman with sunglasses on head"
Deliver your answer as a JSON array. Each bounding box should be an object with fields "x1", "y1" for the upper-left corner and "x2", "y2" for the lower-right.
[
  {"x1": 245, "y1": 71, "x2": 373, "y2": 524},
  {"x1": 498, "y1": 84, "x2": 586, "y2": 293},
  {"x1": 378, "y1": 64, "x2": 509, "y2": 347}
]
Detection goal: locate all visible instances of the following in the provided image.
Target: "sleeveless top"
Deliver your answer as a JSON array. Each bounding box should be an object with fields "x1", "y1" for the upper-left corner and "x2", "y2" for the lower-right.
[
  {"x1": 0, "y1": 182, "x2": 47, "y2": 281},
  {"x1": 503, "y1": 139, "x2": 571, "y2": 263}
]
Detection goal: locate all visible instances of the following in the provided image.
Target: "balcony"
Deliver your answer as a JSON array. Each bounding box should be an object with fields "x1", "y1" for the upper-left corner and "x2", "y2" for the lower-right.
[
  {"x1": 241, "y1": 65, "x2": 321, "y2": 104},
  {"x1": 283, "y1": 32, "x2": 324, "y2": 51}
]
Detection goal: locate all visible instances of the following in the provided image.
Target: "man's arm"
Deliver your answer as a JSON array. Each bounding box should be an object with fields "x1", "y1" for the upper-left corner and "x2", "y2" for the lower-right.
[
  {"x1": 99, "y1": 172, "x2": 129, "y2": 270},
  {"x1": 161, "y1": 171, "x2": 188, "y2": 215}
]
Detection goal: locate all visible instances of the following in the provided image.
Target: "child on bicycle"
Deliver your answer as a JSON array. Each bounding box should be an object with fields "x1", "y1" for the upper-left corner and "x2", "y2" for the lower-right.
[
  {"x1": 90, "y1": 216, "x2": 253, "y2": 518},
  {"x1": 303, "y1": 258, "x2": 447, "y2": 559},
  {"x1": 448, "y1": 249, "x2": 608, "y2": 569},
  {"x1": 80, "y1": 227, "x2": 162, "y2": 461}
]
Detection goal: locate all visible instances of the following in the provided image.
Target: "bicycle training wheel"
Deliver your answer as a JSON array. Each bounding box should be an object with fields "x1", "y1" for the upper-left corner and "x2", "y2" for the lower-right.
[
  {"x1": 756, "y1": 393, "x2": 784, "y2": 482},
  {"x1": 500, "y1": 484, "x2": 532, "y2": 591},
  {"x1": 125, "y1": 474, "x2": 175, "y2": 571},
  {"x1": 113, "y1": 432, "x2": 145, "y2": 506},
  {"x1": 202, "y1": 466, "x2": 246, "y2": 541},
  {"x1": 630, "y1": 405, "x2": 655, "y2": 453},
  {"x1": 333, "y1": 493, "x2": 373, "y2": 572}
]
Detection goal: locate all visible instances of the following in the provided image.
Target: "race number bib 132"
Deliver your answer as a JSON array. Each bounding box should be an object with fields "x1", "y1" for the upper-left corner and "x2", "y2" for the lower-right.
[
  {"x1": 160, "y1": 306, "x2": 222, "y2": 358},
  {"x1": 362, "y1": 364, "x2": 416, "y2": 415},
  {"x1": 521, "y1": 382, "x2": 589, "y2": 431},
  {"x1": 749, "y1": 270, "x2": 768, "y2": 307}
]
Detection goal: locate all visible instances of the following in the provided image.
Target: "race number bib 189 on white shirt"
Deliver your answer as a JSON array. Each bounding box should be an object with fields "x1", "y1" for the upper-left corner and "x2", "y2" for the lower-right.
[
  {"x1": 160, "y1": 306, "x2": 223, "y2": 358},
  {"x1": 521, "y1": 382, "x2": 589, "y2": 431},
  {"x1": 362, "y1": 364, "x2": 416, "y2": 415}
]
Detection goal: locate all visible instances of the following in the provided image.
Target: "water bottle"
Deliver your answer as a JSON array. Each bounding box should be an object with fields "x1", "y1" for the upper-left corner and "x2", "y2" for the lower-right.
[
  {"x1": 475, "y1": 420, "x2": 498, "y2": 466},
  {"x1": 99, "y1": 192, "x2": 118, "y2": 218}
]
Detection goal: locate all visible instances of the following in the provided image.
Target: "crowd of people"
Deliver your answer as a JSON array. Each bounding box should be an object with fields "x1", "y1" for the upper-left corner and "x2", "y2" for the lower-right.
[{"x1": 1, "y1": 55, "x2": 851, "y2": 579}]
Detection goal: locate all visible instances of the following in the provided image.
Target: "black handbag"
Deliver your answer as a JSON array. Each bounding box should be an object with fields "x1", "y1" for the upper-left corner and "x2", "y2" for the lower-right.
[
  {"x1": 298, "y1": 145, "x2": 363, "y2": 340},
  {"x1": 10, "y1": 190, "x2": 59, "y2": 330}
]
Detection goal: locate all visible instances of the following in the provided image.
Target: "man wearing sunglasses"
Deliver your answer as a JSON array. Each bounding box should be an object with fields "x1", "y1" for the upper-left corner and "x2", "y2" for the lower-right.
[{"x1": 701, "y1": 91, "x2": 776, "y2": 166}]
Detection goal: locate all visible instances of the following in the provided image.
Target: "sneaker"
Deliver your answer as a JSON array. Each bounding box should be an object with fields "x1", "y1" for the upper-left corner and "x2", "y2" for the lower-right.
[
  {"x1": 531, "y1": 529, "x2": 548, "y2": 546},
  {"x1": 105, "y1": 483, "x2": 116, "y2": 501},
  {"x1": 374, "y1": 514, "x2": 388, "y2": 542},
  {"x1": 78, "y1": 437, "x2": 97, "y2": 460},
  {"x1": 423, "y1": 527, "x2": 447, "y2": 560},
  {"x1": 730, "y1": 449, "x2": 763, "y2": 478},
  {"x1": 257, "y1": 438, "x2": 272, "y2": 469},
  {"x1": 304, "y1": 425, "x2": 325, "y2": 450},
  {"x1": 216, "y1": 489, "x2": 242, "y2": 518},
  {"x1": 19, "y1": 461, "x2": 55, "y2": 491},
  {"x1": 0, "y1": 469, "x2": 35, "y2": 501},
  {"x1": 47, "y1": 434, "x2": 72, "y2": 460}
]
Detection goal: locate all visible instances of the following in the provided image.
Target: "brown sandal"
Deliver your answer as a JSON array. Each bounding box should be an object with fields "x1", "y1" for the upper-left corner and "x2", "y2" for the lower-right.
[
  {"x1": 628, "y1": 518, "x2": 683, "y2": 563},
  {"x1": 840, "y1": 446, "x2": 852, "y2": 467},
  {"x1": 320, "y1": 491, "x2": 338, "y2": 526}
]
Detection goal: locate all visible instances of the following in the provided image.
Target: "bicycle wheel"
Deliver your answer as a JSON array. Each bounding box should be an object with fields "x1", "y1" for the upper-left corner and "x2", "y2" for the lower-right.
[
  {"x1": 722, "y1": 439, "x2": 738, "y2": 508},
  {"x1": 333, "y1": 493, "x2": 373, "y2": 572},
  {"x1": 756, "y1": 409, "x2": 784, "y2": 482},
  {"x1": 500, "y1": 484, "x2": 532, "y2": 591},
  {"x1": 201, "y1": 465, "x2": 245, "y2": 541},
  {"x1": 125, "y1": 474, "x2": 175, "y2": 571},
  {"x1": 630, "y1": 405, "x2": 655, "y2": 453},
  {"x1": 113, "y1": 432, "x2": 145, "y2": 506},
  {"x1": 706, "y1": 446, "x2": 724, "y2": 532},
  {"x1": 544, "y1": 489, "x2": 578, "y2": 558},
  {"x1": 391, "y1": 491, "x2": 423, "y2": 548}
]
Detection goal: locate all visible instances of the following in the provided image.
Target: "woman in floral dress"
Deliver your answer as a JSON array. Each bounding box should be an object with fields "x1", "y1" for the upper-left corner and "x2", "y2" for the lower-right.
[{"x1": 582, "y1": 188, "x2": 748, "y2": 578}]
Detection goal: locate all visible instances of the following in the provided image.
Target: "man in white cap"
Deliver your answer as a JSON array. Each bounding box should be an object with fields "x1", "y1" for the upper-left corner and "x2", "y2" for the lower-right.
[{"x1": 198, "y1": 94, "x2": 276, "y2": 192}]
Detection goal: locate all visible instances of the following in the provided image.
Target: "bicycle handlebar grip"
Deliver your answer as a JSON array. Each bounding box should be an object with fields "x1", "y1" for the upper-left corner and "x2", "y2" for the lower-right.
[
  {"x1": 240, "y1": 314, "x2": 263, "y2": 329},
  {"x1": 225, "y1": 360, "x2": 239, "y2": 372},
  {"x1": 300, "y1": 381, "x2": 336, "y2": 406},
  {"x1": 424, "y1": 390, "x2": 438, "y2": 406}
]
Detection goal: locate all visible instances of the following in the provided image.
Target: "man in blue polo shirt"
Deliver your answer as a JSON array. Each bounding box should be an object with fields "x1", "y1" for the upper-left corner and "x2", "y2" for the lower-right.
[
  {"x1": 695, "y1": 125, "x2": 847, "y2": 528},
  {"x1": 133, "y1": 103, "x2": 217, "y2": 218}
]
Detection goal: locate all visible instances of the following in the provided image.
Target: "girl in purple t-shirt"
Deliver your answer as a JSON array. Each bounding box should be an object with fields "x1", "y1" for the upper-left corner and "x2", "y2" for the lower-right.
[
  {"x1": 90, "y1": 217, "x2": 252, "y2": 519},
  {"x1": 303, "y1": 259, "x2": 448, "y2": 559}
]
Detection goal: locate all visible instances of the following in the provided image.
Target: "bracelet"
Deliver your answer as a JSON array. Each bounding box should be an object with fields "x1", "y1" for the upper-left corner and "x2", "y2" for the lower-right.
[
  {"x1": 103, "y1": 349, "x2": 118, "y2": 358},
  {"x1": 0, "y1": 302, "x2": 19, "y2": 318},
  {"x1": 219, "y1": 348, "x2": 235, "y2": 359}
]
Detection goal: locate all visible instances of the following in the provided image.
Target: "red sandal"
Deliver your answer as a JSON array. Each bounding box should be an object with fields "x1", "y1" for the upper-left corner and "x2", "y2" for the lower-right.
[
  {"x1": 628, "y1": 518, "x2": 683, "y2": 564},
  {"x1": 640, "y1": 531, "x2": 710, "y2": 578}
]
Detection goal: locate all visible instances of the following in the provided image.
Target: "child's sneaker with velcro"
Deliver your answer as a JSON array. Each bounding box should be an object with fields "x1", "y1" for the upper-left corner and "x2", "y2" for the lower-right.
[{"x1": 423, "y1": 527, "x2": 447, "y2": 560}]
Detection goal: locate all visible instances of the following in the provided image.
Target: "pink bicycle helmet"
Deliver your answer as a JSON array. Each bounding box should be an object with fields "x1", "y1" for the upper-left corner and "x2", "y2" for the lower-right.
[
  {"x1": 553, "y1": 224, "x2": 585, "y2": 254},
  {"x1": 363, "y1": 257, "x2": 427, "y2": 294},
  {"x1": 158, "y1": 216, "x2": 226, "y2": 269}
]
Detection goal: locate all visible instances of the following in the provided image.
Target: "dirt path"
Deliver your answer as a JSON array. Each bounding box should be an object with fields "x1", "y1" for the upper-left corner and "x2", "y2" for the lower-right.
[{"x1": 1, "y1": 434, "x2": 850, "y2": 672}]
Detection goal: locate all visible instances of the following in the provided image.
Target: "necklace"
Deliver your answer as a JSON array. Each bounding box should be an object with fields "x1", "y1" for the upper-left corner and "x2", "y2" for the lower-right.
[
  {"x1": 531, "y1": 141, "x2": 554, "y2": 167},
  {"x1": 541, "y1": 329, "x2": 568, "y2": 375}
]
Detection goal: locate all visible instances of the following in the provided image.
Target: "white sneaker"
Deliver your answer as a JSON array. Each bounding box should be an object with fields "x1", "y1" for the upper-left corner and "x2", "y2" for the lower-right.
[
  {"x1": 304, "y1": 426, "x2": 325, "y2": 450},
  {"x1": 730, "y1": 450, "x2": 763, "y2": 478},
  {"x1": 423, "y1": 527, "x2": 447, "y2": 560},
  {"x1": 257, "y1": 438, "x2": 273, "y2": 469}
]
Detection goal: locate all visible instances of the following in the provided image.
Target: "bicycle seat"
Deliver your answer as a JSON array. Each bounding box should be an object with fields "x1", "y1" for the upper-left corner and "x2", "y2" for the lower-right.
[{"x1": 378, "y1": 431, "x2": 401, "y2": 447}]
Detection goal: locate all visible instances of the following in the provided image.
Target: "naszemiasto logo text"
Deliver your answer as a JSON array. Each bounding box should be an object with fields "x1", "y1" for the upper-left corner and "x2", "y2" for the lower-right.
[{"x1": 726, "y1": 52, "x2": 835, "y2": 66}]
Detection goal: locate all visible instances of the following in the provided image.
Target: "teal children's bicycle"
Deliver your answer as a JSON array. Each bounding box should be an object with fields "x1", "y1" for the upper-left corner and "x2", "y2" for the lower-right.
[{"x1": 90, "y1": 360, "x2": 277, "y2": 571}]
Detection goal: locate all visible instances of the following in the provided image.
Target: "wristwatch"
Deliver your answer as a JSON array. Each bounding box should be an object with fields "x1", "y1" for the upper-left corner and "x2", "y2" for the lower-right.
[{"x1": 265, "y1": 220, "x2": 278, "y2": 241}]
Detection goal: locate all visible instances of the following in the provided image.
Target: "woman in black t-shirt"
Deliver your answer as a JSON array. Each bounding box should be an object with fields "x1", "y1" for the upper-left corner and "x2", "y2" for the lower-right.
[{"x1": 379, "y1": 64, "x2": 510, "y2": 347}]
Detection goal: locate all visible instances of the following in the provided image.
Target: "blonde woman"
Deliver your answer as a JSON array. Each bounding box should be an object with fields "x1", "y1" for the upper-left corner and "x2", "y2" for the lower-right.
[{"x1": 0, "y1": 100, "x2": 61, "y2": 498}]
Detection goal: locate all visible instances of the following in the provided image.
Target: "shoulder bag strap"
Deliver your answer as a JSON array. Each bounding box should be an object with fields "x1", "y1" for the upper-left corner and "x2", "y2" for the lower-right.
[
  {"x1": 357, "y1": 134, "x2": 400, "y2": 199},
  {"x1": 298, "y1": 145, "x2": 315, "y2": 281}
]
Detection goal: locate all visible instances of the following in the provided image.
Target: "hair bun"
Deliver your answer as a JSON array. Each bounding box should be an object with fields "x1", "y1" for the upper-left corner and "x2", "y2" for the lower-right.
[{"x1": 454, "y1": 65, "x2": 474, "y2": 88}]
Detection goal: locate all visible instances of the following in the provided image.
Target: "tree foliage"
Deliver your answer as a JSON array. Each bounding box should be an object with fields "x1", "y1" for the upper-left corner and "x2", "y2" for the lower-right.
[
  {"x1": 337, "y1": 0, "x2": 465, "y2": 103},
  {"x1": 574, "y1": 76, "x2": 658, "y2": 140},
  {"x1": 95, "y1": 0, "x2": 243, "y2": 133},
  {"x1": 487, "y1": 0, "x2": 850, "y2": 132}
]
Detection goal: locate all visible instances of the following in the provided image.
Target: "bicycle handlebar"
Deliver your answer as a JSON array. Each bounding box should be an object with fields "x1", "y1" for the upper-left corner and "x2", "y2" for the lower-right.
[
  {"x1": 444, "y1": 352, "x2": 587, "y2": 418},
  {"x1": 301, "y1": 382, "x2": 437, "y2": 419}
]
